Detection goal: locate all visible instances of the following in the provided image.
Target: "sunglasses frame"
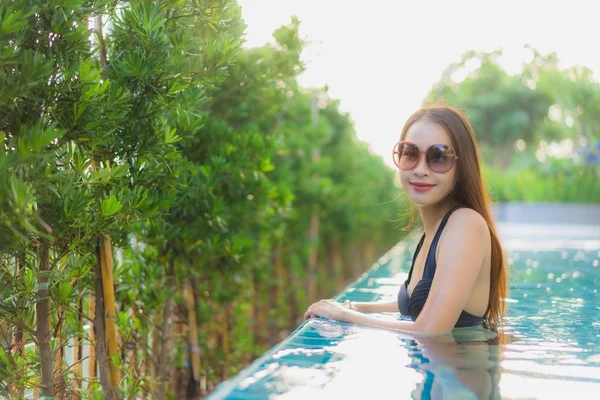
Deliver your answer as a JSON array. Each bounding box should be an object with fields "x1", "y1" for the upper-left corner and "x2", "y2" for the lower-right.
[{"x1": 392, "y1": 141, "x2": 459, "y2": 173}]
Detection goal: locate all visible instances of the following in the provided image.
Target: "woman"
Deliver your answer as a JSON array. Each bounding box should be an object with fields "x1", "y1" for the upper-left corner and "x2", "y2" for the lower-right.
[{"x1": 304, "y1": 104, "x2": 507, "y2": 334}]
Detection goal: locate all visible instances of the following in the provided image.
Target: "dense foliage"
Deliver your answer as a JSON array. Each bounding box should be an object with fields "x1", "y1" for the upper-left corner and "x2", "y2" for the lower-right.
[
  {"x1": 2, "y1": 2, "x2": 598, "y2": 399},
  {"x1": 0, "y1": 1, "x2": 402, "y2": 398}
]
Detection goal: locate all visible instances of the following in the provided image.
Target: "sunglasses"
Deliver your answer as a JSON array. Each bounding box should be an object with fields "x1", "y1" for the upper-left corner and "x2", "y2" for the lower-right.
[{"x1": 392, "y1": 141, "x2": 458, "y2": 173}]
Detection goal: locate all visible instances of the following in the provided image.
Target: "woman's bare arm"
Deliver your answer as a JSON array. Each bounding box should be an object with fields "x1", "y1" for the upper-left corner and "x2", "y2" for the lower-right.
[
  {"x1": 346, "y1": 209, "x2": 489, "y2": 334},
  {"x1": 350, "y1": 300, "x2": 399, "y2": 313},
  {"x1": 307, "y1": 209, "x2": 489, "y2": 335}
]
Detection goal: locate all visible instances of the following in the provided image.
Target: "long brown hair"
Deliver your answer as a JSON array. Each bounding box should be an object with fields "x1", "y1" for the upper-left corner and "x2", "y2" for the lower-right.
[{"x1": 399, "y1": 104, "x2": 508, "y2": 327}]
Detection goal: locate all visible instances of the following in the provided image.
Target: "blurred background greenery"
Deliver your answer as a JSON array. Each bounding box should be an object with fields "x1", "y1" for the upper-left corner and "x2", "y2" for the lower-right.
[{"x1": 425, "y1": 47, "x2": 599, "y2": 203}]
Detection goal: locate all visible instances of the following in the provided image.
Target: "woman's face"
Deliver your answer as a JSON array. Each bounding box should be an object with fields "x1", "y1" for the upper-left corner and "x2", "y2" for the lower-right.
[{"x1": 398, "y1": 120, "x2": 458, "y2": 207}]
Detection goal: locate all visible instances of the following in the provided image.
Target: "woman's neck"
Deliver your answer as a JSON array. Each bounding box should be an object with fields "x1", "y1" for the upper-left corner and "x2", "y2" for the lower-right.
[{"x1": 419, "y1": 201, "x2": 459, "y2": 238}]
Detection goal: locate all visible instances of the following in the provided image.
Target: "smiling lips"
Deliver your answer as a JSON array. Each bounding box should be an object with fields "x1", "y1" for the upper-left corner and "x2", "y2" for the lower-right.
[{"x1": 410, "y1": 182, "x2": 435, "y2": 192}]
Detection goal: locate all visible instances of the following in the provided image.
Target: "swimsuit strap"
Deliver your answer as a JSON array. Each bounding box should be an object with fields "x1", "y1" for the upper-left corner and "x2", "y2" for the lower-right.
[
  {"x1": 405, "y1": 233, "x2": 425, "y2": 284},
  {"x1": 424, "y1": 205, "x2": 464, "y2": 276}
]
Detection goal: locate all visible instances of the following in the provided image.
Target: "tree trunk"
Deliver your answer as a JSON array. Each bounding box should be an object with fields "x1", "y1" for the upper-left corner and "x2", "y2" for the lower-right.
[
  {"x1": 285, "y1": 248, "x2": 299, "y2": 328},
  {"x1": 245, "y1": 276, "x2": 255, "y2": 364},
  {"x1": 183, "y1": 282, "x2": 201, "y2": 382},
  {"x1": 221, "y1": 306, "x2": 230, "y2": 379},
  {"x1": 330, "y1": 239, "x2": 343, "y2": 292},
  {"x1": 308, "y1": 93, "x2": 321, "y2": 305},
  {"x1": 192, "y1": 274, "x2": 207, "y2": 396},
  {"x1": 157, "y1": 259, "x2": 175, "y2": 400},
  {"x1": 270, "y1": 243, "x2": 284, "y2": 343},
  {"x1": 13, "y1": 253, "x2": 26, "y2": 399},
  {"x1": 125, "y1": 308, "x2": 137, "y2": 391},
  {"x1": 94, "y1": 243, "x2": 118, "y2": 400},
  {"x1": 364, "y1": 241, "x2": 375, "y2": 270},
  {"x1": 307, "y1": 208, "x2": 319, "y2": 304},
  {"x1": 36, "y1": 239, "x2": 55, "y2": 398},
  {"x1": 12, "y1": 327, "x2": 25, "y2": 399},
  {"x1": 99, "y1": 234, "x2": 120, "y2": 386},
  {"x1": 88, "y1": 295, "x2": 96, "y2": 380},
  {"x1": 72, "y1": 297, "x2": 83, "y2": 399},
  {"x1": 54, "y1": 303, "x2": 66, "y2": 398},
  {"x1": 139, "y1": 329, "x2": 148, "y2": 400},
  {"x1": 171, "y1": 317, "x2": 184, "y2": 397},
  {"x1": 351, "y1": 243, "x2": 361, "y2": 278},
  {"x1": 341, "y1": 241, "x2": 351, "y2": 282},
  {"x1": 253, "y1": 270, "x2": 266, "y2": 348},
  {"x1": 151, "y1": 315, "x2": 160, "y2": 391},
  {"x1": 274, "y1": 244, "x2": 283, "y2": 305}
]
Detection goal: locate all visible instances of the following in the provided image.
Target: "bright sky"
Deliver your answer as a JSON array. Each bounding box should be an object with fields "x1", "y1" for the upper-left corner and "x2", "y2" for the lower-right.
[{"x1": 238, "y1": 0, "x2": 599, "y2": 167}]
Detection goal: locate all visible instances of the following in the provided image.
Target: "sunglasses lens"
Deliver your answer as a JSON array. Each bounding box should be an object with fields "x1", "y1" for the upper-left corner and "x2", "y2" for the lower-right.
[
  {"x1": 427, "y1": 144, "x2": 455, "y2": 172},
  {"x1": 396, "y1": 143, "x2": 419, "y2": 170}
]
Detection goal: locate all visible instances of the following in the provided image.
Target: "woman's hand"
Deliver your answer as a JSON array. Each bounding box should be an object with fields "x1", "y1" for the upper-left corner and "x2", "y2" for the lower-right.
[
  {"x1": 343, "y1": 299, "x2": 355, "y2": 310},
  {"x1": 304, "y1": 299, "x2": 351, "y2": 322}
]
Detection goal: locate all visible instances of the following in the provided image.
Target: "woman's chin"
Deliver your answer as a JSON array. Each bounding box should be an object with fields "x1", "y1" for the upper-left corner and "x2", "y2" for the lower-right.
[{"x1": 407, "y1": 191, "x2": 444, "y2": 207}]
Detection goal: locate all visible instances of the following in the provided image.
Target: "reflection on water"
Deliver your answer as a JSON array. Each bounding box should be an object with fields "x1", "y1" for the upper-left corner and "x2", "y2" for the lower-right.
[
  {"x1": 209, "y1": 223, "x2": 600, "y2": 399},
  {"x1": 215, "y1": 320, "x2": 504, "y2": 399}
]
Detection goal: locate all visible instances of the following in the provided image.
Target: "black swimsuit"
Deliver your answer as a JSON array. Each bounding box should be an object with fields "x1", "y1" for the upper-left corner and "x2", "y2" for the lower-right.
[{"x1": 397, "y1": 205, "x2": 484, "y2": 328}]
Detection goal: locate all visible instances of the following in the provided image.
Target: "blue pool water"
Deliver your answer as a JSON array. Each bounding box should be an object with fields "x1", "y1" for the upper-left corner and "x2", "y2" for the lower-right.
[{"x1": 209, "y1": 223, "x2": 600, "y2": 399}]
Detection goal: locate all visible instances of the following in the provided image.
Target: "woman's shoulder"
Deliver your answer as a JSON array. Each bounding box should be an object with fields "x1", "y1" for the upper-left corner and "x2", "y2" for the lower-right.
[
  {"x1": 447, "y1": 207, "x2": 490, "y2": 239},
  {"x1": 435, "y1": 207, "x2": 491, "y2": 270}
]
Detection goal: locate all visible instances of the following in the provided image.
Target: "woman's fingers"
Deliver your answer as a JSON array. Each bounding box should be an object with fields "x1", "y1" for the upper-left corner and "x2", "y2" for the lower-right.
[
  {"x1": 304, "y1": 299, "x2": 332, "y2": 320},
  {"x1": 304, "y1": 303, "x2": 321, "y2": 320},
  {"x1": 304, "y1": 304, "x2": 316, "y2": 320}
]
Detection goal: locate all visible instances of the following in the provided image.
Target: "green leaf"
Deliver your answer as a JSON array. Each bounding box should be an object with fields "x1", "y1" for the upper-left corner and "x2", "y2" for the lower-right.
[
  {"x1": 98, "y1": 79, "x2": 110, "y2": 94},
  {"x1": 164, "y1": 127, "x2": 182, "y2": 144},
  {"x1": 74, "y1": 101, "x2": 88, "y2": 121},
  {"x1": 260, "y1": 158, "x2": 275, "y2": 172},
  {"x1": 101, "y1": 195, "x2": 123, "y2": 217},
  {"x1": 118, "y1": 311, "x2": 129, "y2": 328},
  {"x1": 35, "y1": 127, "x2": 65, "y2": 151},
  {"x1": 58, "y1": 282, "x2": 73, "y2": 301}
]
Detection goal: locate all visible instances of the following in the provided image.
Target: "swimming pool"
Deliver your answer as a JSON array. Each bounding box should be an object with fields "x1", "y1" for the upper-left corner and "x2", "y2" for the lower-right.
[{"x1": 208, "y1": 223, "x2": 600, "y2": 399}]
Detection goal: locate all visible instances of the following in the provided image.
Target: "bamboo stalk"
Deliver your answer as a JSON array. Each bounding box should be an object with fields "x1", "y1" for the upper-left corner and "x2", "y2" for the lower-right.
[
  {"x1": 99, "y1": 234, "x2": 121, "y2": 386},
  {"x1": 94, "y1": 242, "x2": 118, "y2": 400},
  {"x1": 36, "y1": 240, "x2": 55, "y2": 398}
]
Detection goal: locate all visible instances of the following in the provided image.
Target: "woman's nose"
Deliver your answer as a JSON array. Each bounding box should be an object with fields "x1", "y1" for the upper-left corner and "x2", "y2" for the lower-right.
[{"x1": 413, "y1": 153, "x2": 430, "y2": 176}]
